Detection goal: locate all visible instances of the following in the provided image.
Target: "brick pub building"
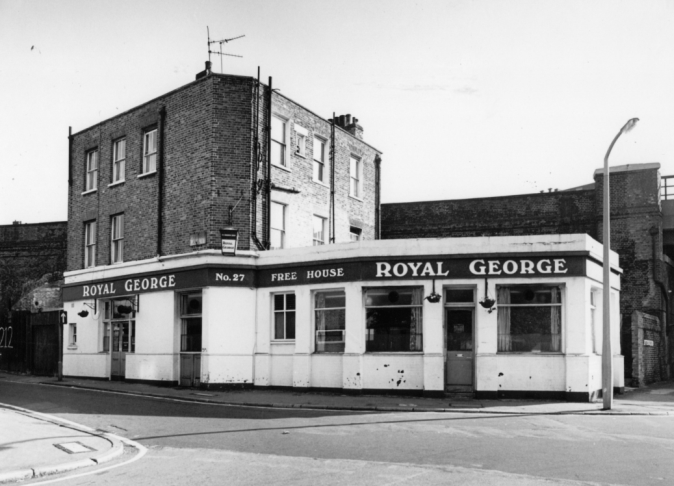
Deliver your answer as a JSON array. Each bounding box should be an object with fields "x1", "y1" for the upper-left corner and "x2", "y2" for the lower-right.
[
  {"x1": 61, "y1": 65, "x2": 623, "y2": 400},
  {"x1": 382, "y1": 163, "x2": 673, "y2": 386}
]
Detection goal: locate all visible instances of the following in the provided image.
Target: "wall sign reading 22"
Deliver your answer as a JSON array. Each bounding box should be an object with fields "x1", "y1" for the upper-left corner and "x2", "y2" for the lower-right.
[{"x1": 0, "y1": 326, "x2": 13, "y2": 348}]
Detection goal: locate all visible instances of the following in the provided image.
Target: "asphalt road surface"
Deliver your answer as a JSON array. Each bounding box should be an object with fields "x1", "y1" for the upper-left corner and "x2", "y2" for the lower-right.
[{"x1": 2, "y1": 380, "x2": 673, "y2": 485}]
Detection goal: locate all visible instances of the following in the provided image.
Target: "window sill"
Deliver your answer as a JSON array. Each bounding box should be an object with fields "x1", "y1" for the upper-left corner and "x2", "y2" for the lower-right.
[
  {"x1": 365, "y1": 351, "x2": 424, "y2": 355},
  {"x1": 67, "y1": 345, "x2": 78, "y2": 350},
  {"x1": 137, "y1": 171, "x2": 157, "y2": 179},
  {"x1": 313, "y1": 179, "x2": 329, "y2": 188},
  {"x1": 108, "y1": 180, "x2": 125, "y2": 187},
  {"x1": 272, "y1": 163, "x2": 292, "y2": 173},
  {"x1": 349, "y1": 195, "x2": 364, "y2": 202},
  {"x1": 496, "y1": 352, "x2": 564, "y2": 355},
  {"x1": 81, "y1": 188, "x2": 97, "y2": 196},
  {"x1": 271, "y1": 340, "x2": 296, "y2": 344},
  {"x1": 294, "y1": 152, "x2": 306, "y2": 159}
]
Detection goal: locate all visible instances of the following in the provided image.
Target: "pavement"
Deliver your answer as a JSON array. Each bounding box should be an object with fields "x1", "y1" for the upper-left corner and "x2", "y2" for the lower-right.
[{"x1": 0, "y1": 372, "x2": 673, "y2": 484}]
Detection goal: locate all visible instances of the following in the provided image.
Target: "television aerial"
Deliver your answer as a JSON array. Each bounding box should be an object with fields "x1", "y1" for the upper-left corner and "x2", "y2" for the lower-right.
[{"x1": 207, "y1": 26, "x2": 245, "y2": 73}]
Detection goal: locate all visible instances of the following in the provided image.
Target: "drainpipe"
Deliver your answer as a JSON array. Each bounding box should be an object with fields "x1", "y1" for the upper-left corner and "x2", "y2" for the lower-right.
[
  {"x1": 374, "y1": 154, "x2": 382, "y2": 239},
  {"x1": 330, "y1": 113, "x2": 336, "y2": 243},
  {"x1": 649, "y1": 225, "x2": 669, "y2": 379},
  {"x1": 157, "y1": 106, "x2": 166, "y2": 256},
  {"x1": 265, "y1": 77, "x2": 273, "y2": 249},
  {"x1": 67, "y1": 127, "x2": 73, "y2": 188}
]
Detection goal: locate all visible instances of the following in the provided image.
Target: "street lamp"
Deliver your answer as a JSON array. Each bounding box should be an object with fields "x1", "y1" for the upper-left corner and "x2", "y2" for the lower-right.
[{"x1": 602, "y1": 117, "x2": 639, "y2": 410}]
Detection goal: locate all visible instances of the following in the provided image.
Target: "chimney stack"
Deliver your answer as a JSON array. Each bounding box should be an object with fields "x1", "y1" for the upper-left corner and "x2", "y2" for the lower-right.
[{"x1": 330, "y1": 114, "x2": 364, "y2": 140}]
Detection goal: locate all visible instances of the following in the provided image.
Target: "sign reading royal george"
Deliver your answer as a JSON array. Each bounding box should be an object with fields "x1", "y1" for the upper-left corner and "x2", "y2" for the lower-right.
[{"x1": 62, "y1": 255, "x2": 587, "y2": 300}]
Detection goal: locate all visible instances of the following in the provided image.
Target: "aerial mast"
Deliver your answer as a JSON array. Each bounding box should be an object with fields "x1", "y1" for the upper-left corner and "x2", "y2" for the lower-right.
[{"x1": 207, "y1": 26, "x2": 245, "y2": 73}]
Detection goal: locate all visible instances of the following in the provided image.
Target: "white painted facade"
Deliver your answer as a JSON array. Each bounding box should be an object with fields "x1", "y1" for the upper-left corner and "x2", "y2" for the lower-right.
[{"x1": 62, "y1": 234, "x2": 624, "y2": 401}]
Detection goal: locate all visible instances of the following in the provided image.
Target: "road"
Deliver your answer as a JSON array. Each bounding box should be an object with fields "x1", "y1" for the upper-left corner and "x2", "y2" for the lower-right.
[{"x1": 2, "y1": 380, "x2": 673, "y2": 485}]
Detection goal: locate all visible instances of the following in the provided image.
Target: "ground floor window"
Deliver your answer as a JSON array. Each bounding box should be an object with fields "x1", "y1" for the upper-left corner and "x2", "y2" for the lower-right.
[
  {"x1": 181, "y1": 292, "x2": 202, "y2": 352},
  {"x1": 497, "y1": 285, "x2": 562, "y2": 353},
  {"x1": 315, "y1": 290, "x2": 345, "y2": 352},
  {"x1": 365, "y1": 287, "x2": 423, "y2": 352},
  {"x1": 103, "y1": 297, "x2": 136, "y2": 353},
  {"x1": 273, "y1": 293, "x2": 296, "y2": 340}
]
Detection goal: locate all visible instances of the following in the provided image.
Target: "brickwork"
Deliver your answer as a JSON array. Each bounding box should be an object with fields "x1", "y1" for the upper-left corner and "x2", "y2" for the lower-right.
[
  {"x1": 0, "y1": 222, "x2": 66, "y2": 317},
  {"x1": 67, "y1": 72, "x2": 381, "y2": 271}
]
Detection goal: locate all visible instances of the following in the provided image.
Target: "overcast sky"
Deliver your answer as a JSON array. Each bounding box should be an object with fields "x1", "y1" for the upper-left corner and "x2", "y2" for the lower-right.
[{"x1": 2, "y1": 0, "x2": 674, "y2": 225}]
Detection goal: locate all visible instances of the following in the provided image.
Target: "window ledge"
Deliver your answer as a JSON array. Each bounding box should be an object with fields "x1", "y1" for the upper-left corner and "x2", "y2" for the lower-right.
[
  {"x1": 496, "y1": 352, "x2": 564, "y2": 356},
  {"x1": 272, "y1": 163, "x2": 292, "y2": 173},
  {"x1": 67, "y1": 345, "x2": 78, "y2": 350},
  {"x1": 81, "y1": 188, "x2": 97, "y2": 196},
  {"x1": 313, "y1": 179, "x2": 330, "y2": 188},
  {"x1": 271, "y1": 340, "x2": 296, "y2": 344},
  {"x1": 365, "y1": 352, "x2": 424, "y2": 355},
  {"x1": 349, "y1": 195, "x2": 364, "y2": 202},
  {"x1": 137, "y1": 171, "x2": 157, "y2": 179},
  {"x1": 294, "y1": 152, "x2": 306, "y2": 159},
  {"x1": 108, "y1": 180, "x2": 125, "y2": 188}
]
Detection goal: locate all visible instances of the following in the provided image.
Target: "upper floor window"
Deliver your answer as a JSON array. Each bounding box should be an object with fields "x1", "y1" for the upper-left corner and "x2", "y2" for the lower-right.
[
  {"x1": 271, "y1": 116, "x2": 288, "y2": 167},
  {"x1": 270, "y1": 201, "x2": 286, "y2": 249},
  {"x1": 273, "y1": 293, "x2": 296, "y2": 340},
  {"x1": 111, "y1": 214, "x2": 124, "y2": 264},
  {"x1": 497, "y1": 285, "x2": 562, "y2": 353},
  {"x1": 349, "y1": 227, "x2": 362, "y2": 242},
  {"x1": 313, "y1": 137, "x2": 326, "y2": 183},
  {"x1": 296, "y1": 133, "x2": 306, "y2": 157},
  {"x1": 350, "y1": 155, "x2": 362, "y2": 199},
  {"x1": 143, "y1": 129, "x2": 157, "y2": 174},
  {"x1": 84, "y1": 220, "x2": 97, "y2": 268},
  {"x1": 313, "y1": 215, "x2": 327, "y2": 246},
  {"x1": 85, "y1": 150, "x2": 98, "y2": 191},
  {"x1": 112, "y1": 138, "x2": 126, "y2": 183},
  {"x1": 271, "y1": 116, "x2": 287, "y2": 167}
]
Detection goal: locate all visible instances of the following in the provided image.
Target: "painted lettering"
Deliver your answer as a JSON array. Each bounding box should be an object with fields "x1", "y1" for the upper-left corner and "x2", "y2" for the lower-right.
[
  {"x1": 141, "y1": 279, "x2": 149, "y2": 290},
  {"x1": 420, "y1": 262, "x2": 435, "y2": 276},
  {"x1": 376, "y1": 262, "x2": 392, "y2": 278},
  {"x1": 83, "y1": 286, "x2": 90, "y2": 297},
  {"x1": 125, "y1": 280, "x2": 133, "y2": 292},
  {"x1": 554, "y1": 259, "x2": 568, "y2": 274},
  {"x1": 169, "y1": 275, "x2": 176, "y2": 287},
  {"x1": 503, "y1": 260, "x2": 518, "y2": 275},
  {"x1": 151, "y1": 277, "x2": 158, "y2": 289},
  {"x1": 537, "y1": 259, "x2": 552, "y2": 273},
  {"x1": 436, "y1": 262, "x2": 449, "y2": 276},
  {"x1": 408, "y1": 262, "x2": 422, "y2": 276},
  {"x1": 520, "y1": 260, "x2": 534, "y2": 274},
  {"x1": 393, "y1": 263, "x2": 408, "y2": 277},
  {"x1": 469, "y1": 259, "x2": 486, "y2": 275},
  {"x1": 488, "y1": 261, "x2": 502, "y2": 275}
]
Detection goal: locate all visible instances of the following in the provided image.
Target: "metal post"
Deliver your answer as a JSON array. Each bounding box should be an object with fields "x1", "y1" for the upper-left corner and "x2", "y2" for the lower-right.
[{"x1": 602, "y1": 117, "x2": 639, "y2": 410}]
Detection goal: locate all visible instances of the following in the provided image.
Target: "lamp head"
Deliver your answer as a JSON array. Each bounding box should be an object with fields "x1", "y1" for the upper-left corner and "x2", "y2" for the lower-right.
[{"x1": 621, "y1": 118, "x2": 639, "y2": 134}]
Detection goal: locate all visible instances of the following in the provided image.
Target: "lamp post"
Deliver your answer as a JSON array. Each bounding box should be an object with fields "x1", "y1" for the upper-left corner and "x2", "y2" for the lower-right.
[{"x1": 602, "y1": 117, "x2": 639, "y2": 410}]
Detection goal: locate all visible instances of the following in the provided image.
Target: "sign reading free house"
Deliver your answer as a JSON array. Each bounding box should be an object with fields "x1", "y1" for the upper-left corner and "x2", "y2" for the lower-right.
[{"x1": 62, "y1": 255, "x2": 587, "y2": 300}]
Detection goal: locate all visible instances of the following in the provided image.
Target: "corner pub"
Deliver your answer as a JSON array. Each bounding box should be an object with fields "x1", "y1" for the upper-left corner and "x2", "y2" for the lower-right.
[{"x1": 62, "y1": 234, "x2": 624, "y2": 402}]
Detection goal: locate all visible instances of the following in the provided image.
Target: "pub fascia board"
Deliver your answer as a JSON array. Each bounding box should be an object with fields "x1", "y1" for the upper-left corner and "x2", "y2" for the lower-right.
[{"x1": 63, "y1": 234, "x2": 622, "y2": 288}]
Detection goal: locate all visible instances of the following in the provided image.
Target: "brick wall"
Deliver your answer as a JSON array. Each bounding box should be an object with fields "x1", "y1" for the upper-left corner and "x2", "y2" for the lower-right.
[
  {"x1": 382, "y1": 190, "x2": 596, "y2": 239},
  {"x1": 0, "y1": 222, "x2": 66, "y2": 316},
  {"x1": 67, "y1": 72, "x2": 382, "y2": 271}
]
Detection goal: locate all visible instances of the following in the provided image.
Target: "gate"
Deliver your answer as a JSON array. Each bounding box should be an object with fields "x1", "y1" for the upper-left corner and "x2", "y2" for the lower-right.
[{"x1": 30, "y1": 311, "x2": 60, "y2": 376}]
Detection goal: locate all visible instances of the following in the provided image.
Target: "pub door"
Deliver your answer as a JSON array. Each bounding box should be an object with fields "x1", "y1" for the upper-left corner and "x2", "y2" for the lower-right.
[
  {"x1": 445, "y1": 308, "x2": 474, "y2": 387},
  {"x1": 110, "y1": 321, "x2": 133, "y2": 380}
]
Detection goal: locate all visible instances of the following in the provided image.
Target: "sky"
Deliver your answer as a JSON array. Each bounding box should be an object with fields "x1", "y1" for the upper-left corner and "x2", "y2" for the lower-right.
[{"x1": 2, "y1": 0, "x2": 674, "y2": 225}]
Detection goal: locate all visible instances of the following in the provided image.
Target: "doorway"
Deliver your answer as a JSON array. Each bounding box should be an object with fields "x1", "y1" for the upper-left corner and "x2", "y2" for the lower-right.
[
  {"x1": 179, "y1": 292, "x2": 202, "y2": 387},
  {"x1": 104, "y1": 298, "x2": 136, "y2": 380},
  {"x1": 445, "y1": 308, "x2": 474, "y2": 386}
]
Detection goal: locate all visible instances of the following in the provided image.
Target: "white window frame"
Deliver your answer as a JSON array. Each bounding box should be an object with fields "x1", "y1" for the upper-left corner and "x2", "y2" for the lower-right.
[
  {"x1": 69, "y1": 323, "x2": 77, "y2": 346},
  {"x1": 84, "y1": 221, "x2": 97, "y2": 268},
  {"x1": 273, "y1": 292, "x2": 296, "y2": 341},
  {"x1": 349, "y1": 155, "x2": 362, "y2": 199},
  {"x1": 103, "y1": 298, "x2": 136, "y2": 353},
  {"x1": 142, "y1": 128, "x2": 157, "y2": 174},
  {"x1": 294, "y1": 124, "x2": 308, "y2": 158},
  {"x1": 349, "y1": 226, "x2": 362, "y2": 242},
  {"x1": 496, "y1": 284, "x2": 564, "y2": 354},
  {"x1": 364, "y1": 286, "x2": 424, "y2": 353},
  {"x1": 313, "y1": 136, "x2": 327, "y2": 184},
  {"x1": 270, "y1": 201, "x2": 286, "y2": 249},
  {"x1": 111, "y1": 214, "x2": 124, "y2": 264},
  {"x1": 180, "y1": 292, "x2": 203, "y2": 353},
  {"x1": 271, "y1": 115, "x2": 288, "y2": 168},
  {"x1": 314, "y1": 289, "x2": 346, "y2": 353},
  {"x1": 112, "y1": 138, "x2": 126, "y2": 184},
  {"x1": 312, "y1": 215, "x2": 327, "y2": 246},
  {"x1": 85, "y1": 149, "x2": 98, "y2": 192}
]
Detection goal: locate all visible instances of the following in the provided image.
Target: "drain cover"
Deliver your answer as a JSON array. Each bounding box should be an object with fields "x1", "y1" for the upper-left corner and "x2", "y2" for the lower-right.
[{"x1": 53, "y1": 442, "x2": 97, "y2": 454}]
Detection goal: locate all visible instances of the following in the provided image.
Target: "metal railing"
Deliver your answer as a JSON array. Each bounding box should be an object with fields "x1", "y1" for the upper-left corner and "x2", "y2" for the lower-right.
[{"x1": 661, "y1": 175, "x2": 674, "y2": 200}]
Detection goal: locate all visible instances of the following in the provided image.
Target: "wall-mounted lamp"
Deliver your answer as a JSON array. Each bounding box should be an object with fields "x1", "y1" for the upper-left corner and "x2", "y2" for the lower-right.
[
  {"x1": 479, "y1": 277, "x2": 496, "y2": 313},
  {"x1": 77, "y1": 299, "x2": 97, "y2": 318},
  {"x1": 425, "y1": 279, "x2": 441, "y2": 303}
]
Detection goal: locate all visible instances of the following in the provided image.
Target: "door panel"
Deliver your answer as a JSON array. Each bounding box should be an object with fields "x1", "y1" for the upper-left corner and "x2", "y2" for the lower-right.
[
  {"x1": 446, "y1": 308, "x2": 474, "y2": 386},
  {"x1": 180, "y1": 353, "x2": 201, "y2": 387}
]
